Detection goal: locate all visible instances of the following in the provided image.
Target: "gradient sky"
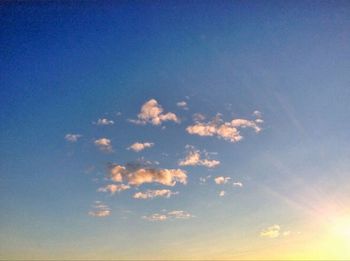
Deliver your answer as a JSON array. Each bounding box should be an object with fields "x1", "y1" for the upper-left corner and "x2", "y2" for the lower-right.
[{"x1": 1, "y1": 1, "x2": 350, "y2": 260}]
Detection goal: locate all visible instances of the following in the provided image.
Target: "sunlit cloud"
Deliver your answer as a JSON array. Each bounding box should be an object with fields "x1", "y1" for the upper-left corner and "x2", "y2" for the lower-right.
[
  {"x1": 260, "y1": 224, "x2": 281, "y2": 238},
  {"x1": 129, "y1": 99, "x2": 179, "y2": 126},
  {"x1": 142, "y1": 210, "x2": 193, "y2": 221},
  {"x1": 179, "y1": 145, "x2": 220, "y2": 168},
  {"x1": 65, "y1": 133, "x2": 82, "y2": 142},
  {"x1": 186, "y1": 113, "x2": 262, "y2": 143},
  {"x1": 233, "y1": 182, "x2": 243, "y2": 187},
  {"x1": 214, "y1": 176, "x2": 231, "y2": 185},
  {"x1": 219, "y1": 190, "x2": 226, "y2": 197},
  {"x1": 88, "y1": 201, "x2": 111, "y2": 217},
  {"x1": 94, "y1": 138, "x2": 113, "y2": 152},
  {"x1": 98, "y1": 184, "x2": 130, "y2": 194},
  {"x1": 128, "y1": 142, "x2": 154, "y2": 152},
  {"x1": 108, "y1": 163, "x2": 187, "y2": 187},
  {"x1": 133, "y1": 189, "x2": 178, "y2": 199},
  {"x1": 94, "y1": 118, "x2": 114, "y2": 125}
]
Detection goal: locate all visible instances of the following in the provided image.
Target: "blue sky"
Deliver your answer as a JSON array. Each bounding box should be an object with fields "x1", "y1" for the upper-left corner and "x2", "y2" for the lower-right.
[{"x1": 1, "y1": 1, "x2": 350, "y2": 259}]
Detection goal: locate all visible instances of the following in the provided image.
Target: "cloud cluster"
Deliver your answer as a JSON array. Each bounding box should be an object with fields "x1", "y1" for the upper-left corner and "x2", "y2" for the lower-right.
[
  {"x1": 214, "y1": 176, "x2": 231, "y2": 185},
  {"x1": 108, "y1": 163, "x2": 187, "y2": 187},
  {"x1": 94, "y1": 138, "x2": 113, "y2": 152},
  {"x1": 179, "y1": 145, "x2": 220, "y2": 168},
  {"x1": 95, "y1": 118, "x2": 114, "y2": 125},
  {"x1": 65, "y1": 133, "x2": 82, "y2": 142},
  {"x1": 88, "y1": 201, "x2": 111, "y2": 217},
  {"x1": 186, "y1": 114, "x2": 262, "y2": 143},
  {"x1": 128, "y1": 142, "x2": 154, "y2": 152},
  {"x1": 142, "y1": 210, "x2": 193, "y2": 221},
  {"x1": 98, "y1": 184, "x2": 130, "y2": 194},
  {"x1": 130, "y1": 99, "x2": 179, "y2": 125},
  {"x1": 133, "y1": 189, "x2": 178, "y2": 199}
]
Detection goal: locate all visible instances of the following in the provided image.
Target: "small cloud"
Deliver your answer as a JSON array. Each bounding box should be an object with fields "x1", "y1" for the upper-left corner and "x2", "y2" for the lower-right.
[
  {"x1": 192, "y1": 113, "x2": 206, "y2": 122},
  {"x1": 94, "y1": 138, "x2": 113, "y2": 152},
  {"x1": 133, "y1": 189, "x2": 178, "y2": 199},
  {"x1": 186, "y1": 113, "x2": 262, "y2": 143},
  {"x1": 179, "y1": 145, "x2": 220, "y2": 168},
  {"x1": 108, "y1": 163, "x2": 187, "y2": 187},
  {"x1": 176, "y1": 101, "x2": 188, "y2": 110},
  {"x1": 65, "y1": 133, "x2": 82, "y2": 142},
  {"x1": 214, "y1": 176, "x2": 231, "y2": 185},
  {"x1": 219, "y1": 190, "x2": 226, "y2": 197},
  {"x1": 95, "y1": 118, "x2": 114, "y2": 126},
  {"x1": 143, "y1": 210, "x2": 193, "y2": 222},
  {"x1": 128, "y1": 142, "x2": 154, "y2": 152},
  {"x1": 199, "y1": 175, "x2": 211, "y2": 184},
  {"x1": 253, "y1": 110, "x2": 262, "y2": 118},
  {"x1": 98, "y1": 184, "x2": 130, "y2": 195},
  {"x1": 129, "y1": 99, "x2": 179, "y2": 126},
  {"x1": 88, "y1": 201, "x2": 111, "y2": 217},
  {"x1": 233, "y1": 182, "x2": 243, "y2": 187},
  {"x1": 260, "y1": 225, "x2": 281, "y2": 238},
  {"x1": 283, "y1": 231, "x2": 291, "y2": 237}
]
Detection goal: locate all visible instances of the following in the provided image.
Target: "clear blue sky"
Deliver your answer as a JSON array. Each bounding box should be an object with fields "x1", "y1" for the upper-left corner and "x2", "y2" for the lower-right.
[{"x1": 1, "y1": 1, "x2": 350, "y2": 259}]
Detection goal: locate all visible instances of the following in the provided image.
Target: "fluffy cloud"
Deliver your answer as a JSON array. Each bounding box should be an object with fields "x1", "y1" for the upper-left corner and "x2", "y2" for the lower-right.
[
  {"x1": 260, "y1": 225, "x2": 281, "y2": 238},
  {"x1": 219, "y1": 190, "x2": 226, "y2": 197},
  {"x1": 94, "y1": 138, "x2": 113, "y2": 152},
  {"x1": 128, "y1": 142, "x2": 154, "y2": 152},
  {"x1": 133, "y1": 189, "x2": 178, "y2": 199},
  {"x1": 142, "y1": 210, "x2": 193, "y2": 221},
  {"x1": 176, "y1": 101, "x2": 188, "y2": 110},
  {"x1": 214, "y1": 176, "x2": 231, "y2": 185},
  {"x1": 186, "y1": 113, "x2": 262, "y2": 143},
  {"x1": 130, "y1": 99, "x2": 179, "y2": 125},
  {"x1": 65, "y1": 133, "x2": 82, "y2": 142},
  {"x1": 98, "y1": 184, "x2": 130, "y2": 194},
  {"x1": 88, "y1": 201, "x2": 111, "y2": 217},
  {"x1": 95, "y1": 118, "x2": 114, "y2": 125},
  {"x1": 108, "y1": 163, "x2": 187, "y2": 187},
  {"x1": 179, "y1": 145, "x2": 220, "y2": 168}
]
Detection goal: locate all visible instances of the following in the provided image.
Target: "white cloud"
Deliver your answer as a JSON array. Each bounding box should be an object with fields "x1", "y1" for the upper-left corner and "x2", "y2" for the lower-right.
[
  {"x1": 142, "y1": 210, "x2": 193, "y2": 221},
  {"x1": 179, "y1": 145, "x2": 220, "y2": 168},
  {"x1": 253, "y1": 110, "x2": 262, "y2": 118},
  {"x1": 233, "y1": 182, "x2": 243, "y2": 187},
  {"x1": 219, "y1": 190, "x2": 226, "y2": 197},
  {"x1": 128, "y1": 142, "x2": 154, "y2": 152},
  {"x1": 88, "y1": 201, "x2": 111, "y2": 217},
  {"x1": 214, "y1": 176, "x2": 231, "y2": 185},
  {"x1": 186, "y1": 113, "x2": 262, "y2": 143},
  {"x1": 108, "y1": 163, "x2": 187, "y2": 187},
  {"x1": 95, "y1": 118, "x2": 114, "y2": 125},
  {"x1": 130, "y1": 99, "x2": 179, "y2": 126},
  {"x1": 176, "y1": 101, "x2": 188, "y2": 110},
  {"x1": 260, "y1": 225, "x2": 281, "y2": 238},
  {"x1": 65, "y1": 134, "x2": 82, "y2": 142},
  {"x1": 98, "y1": 184, "x2": 130, "y2": 194},
  {"x1": 133, "y1": 189, "x2": 178, "y2": 199},
  {"x1": 94, "y1": 138, "x2": 113, "y2": 152}
]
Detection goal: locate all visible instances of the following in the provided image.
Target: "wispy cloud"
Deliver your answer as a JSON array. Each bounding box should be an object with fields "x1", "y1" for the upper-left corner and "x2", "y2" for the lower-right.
[
  {"x1": 98, "y1": 184, "x2": 130, "y2": 195},
  {"x1": 176, "y1": 101, "x2": 188, "y2": 110},
  {"x1": 142, "y1": 210, "x2": 193, "y2": 221},
  {"x1": 127, "y1": 142, "x2": 154, "y2": 152},
  {"x1": 65, "y1": 133, "x2": 82, "y2": 142},
  {"x1": 179, "y1": 145, "x2": 220, "y2": 168},
  {"x1": 108, "y1": 163, "x2": 187, "y2": 187},
  {"x1": 133, "y1": 189, "x2": 178, "y2": 199},
  {"x1": 94, "y1": 138, "x2": 113, "y2": 152},
  {"x1": 94, "y1": 118, "x2": 114, "y2": 126},
  {"x1": 186, "y1": 113, "x2": 262, "y2": 143},
  {"x1": 214, "y1": 176, "x2": 231, "y2": 185},
  {"x1": 260, "y1": 225, "x2": 280, "y2": 238},
  {"x1": 233, "y1": 182, "x2": 243, "y2": 187},
  {"x1": 88, "y1": 201, "x2": 111, "y2": 217},
  {"x1": 129, "y1": 99, "x2": 179, "y2": 125}
]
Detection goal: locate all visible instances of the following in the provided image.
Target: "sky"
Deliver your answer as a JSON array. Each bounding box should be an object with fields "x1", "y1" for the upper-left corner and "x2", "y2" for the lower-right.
[{"x1": 1, "y1": 1, "x2": 350, "y2": 260}]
